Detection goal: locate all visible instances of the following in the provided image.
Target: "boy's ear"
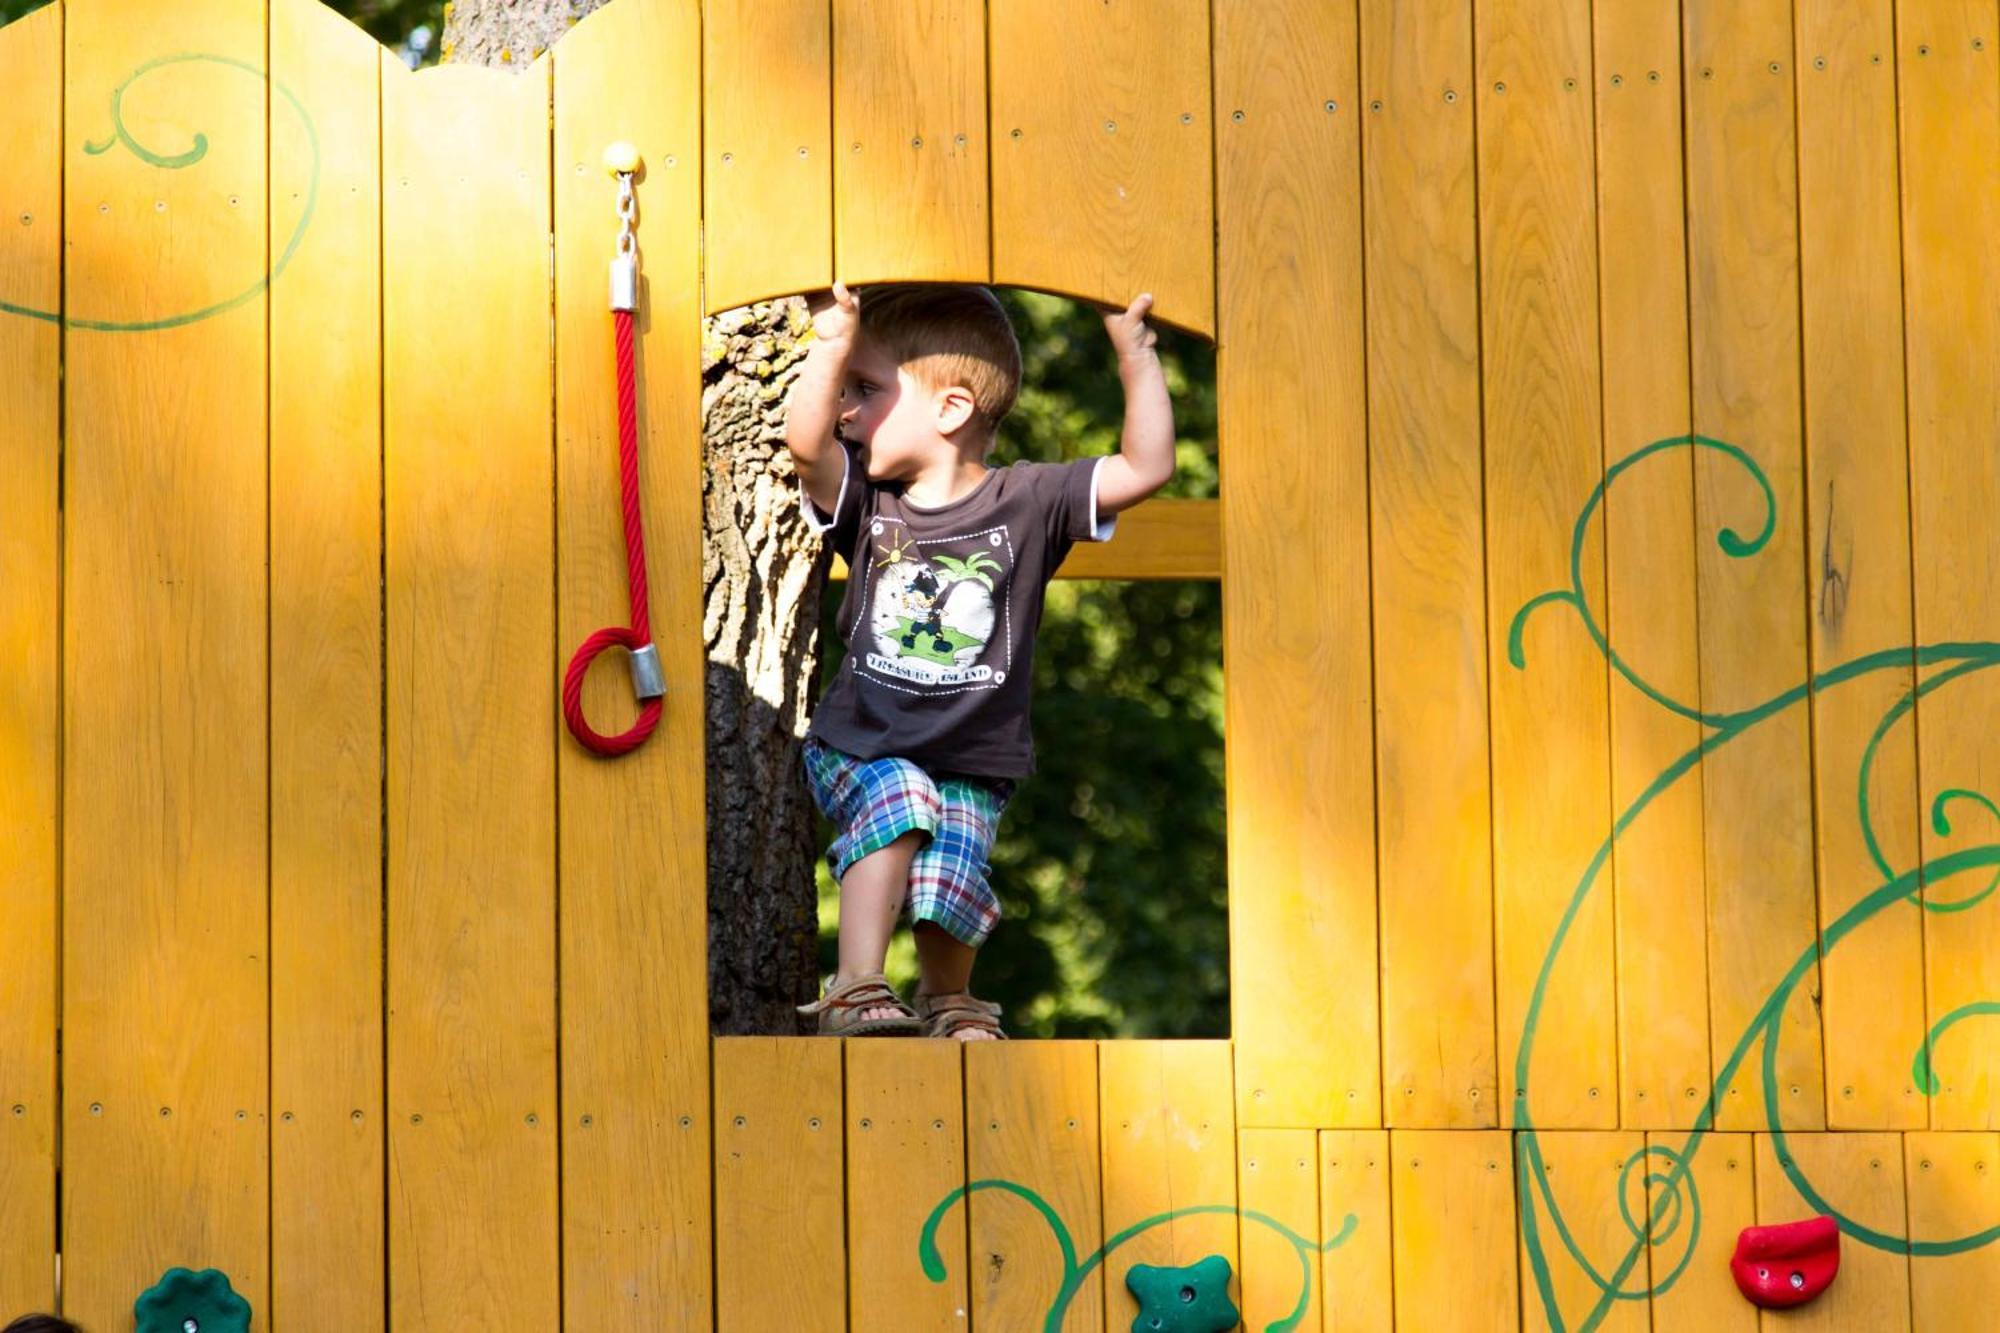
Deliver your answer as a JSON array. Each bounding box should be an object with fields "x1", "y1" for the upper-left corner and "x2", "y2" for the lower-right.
[{"x1": 933, "y1": 384, "x2": 978, "y2": 436}]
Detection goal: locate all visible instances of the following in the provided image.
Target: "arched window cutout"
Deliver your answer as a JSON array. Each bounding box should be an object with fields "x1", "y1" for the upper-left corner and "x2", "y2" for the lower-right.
[{"x1": 811, "y1": 286, "x2": 1225, "y2": 1038}]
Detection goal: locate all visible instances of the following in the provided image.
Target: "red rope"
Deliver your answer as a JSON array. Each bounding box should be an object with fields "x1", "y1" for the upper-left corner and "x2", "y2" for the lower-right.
[{"x1": 562, "y1": 306, "x2": 662, "y2": 756}]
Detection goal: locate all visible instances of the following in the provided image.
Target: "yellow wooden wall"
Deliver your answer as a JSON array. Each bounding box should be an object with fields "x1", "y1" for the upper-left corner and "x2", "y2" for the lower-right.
[{"x1": 6, "y1": 0, "x2": 2000, "y2": 1328}]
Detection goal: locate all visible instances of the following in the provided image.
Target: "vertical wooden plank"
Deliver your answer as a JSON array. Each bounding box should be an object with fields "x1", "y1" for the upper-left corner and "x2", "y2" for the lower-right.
[
  {"x1": 1594, "y1": 0, "x2": 1713, "y2": 1133},
  {"x1": 713, "y1": 1038, "x2": 846, "y2": 1332},
  {"x1": 1643, "y1": 1131, "x2": 1757, "y2": 1331},
  {"x1": 966, "y1": 1041, "x2": 1104, "y2": 1332},
  {"x1": 1477, "y1": 0, "x2": 1616, "y2": 1131},
  {"x1": 1318, "y1": 1130, "x2": 1391, "y2": 1333},
  {"x1": 1388, "y1": 1130, "x2": 1517, "y2": 1330},
  {"x1": 832, "y1": 0, "x2": 987, "y2": 283},
  {"x1": 1900, "y1": 0, "x2": 2000, "y2": 1132},
  {"x1": 1515, "y1": 1132, "x2": 1647, "y2": 1332},
  {"x1": 1753, "y1": 1132, "x2": 1910, "y2": 1330},
  {"x1": 1238, "y1": 1129, "x2": 1320, "y2": 1333},
  {"x1": 1795, "y1": 0, "x2": 1927, "y2": 1134},
  {"x1": 702, "y1": 0, "x2": 829, "y2": 311},
  {"x1": 1215, "y1": 0, "x2": 1381, "y2": 1131},
  {"x1": 846, "y1": 1041, "x2": 967, "y2": 1329},
  {"x1": 1683, "y1": 0, "x2": 1825, "y2": 1132},
  {"x1": 382, "y1": 53, "x2": 558, "y2": 1329},
  {"x1": 267, "y1": 1, "x2": 384, "y2": 1325},
  {"x1": 989, "y1": 0, "x2": 1214, "y2": 335},
  {"x1": 1906, "y1": 1131, "x2": 2000, "y2": 1326},
  {"x1": 0, "y1": 0, "x2": 61, "y2": 1313},
  {"x1": 553, "y1": 2, "x2": 713, "y2": 1327},
  {"x1": 1098, "y1": 1041, "x2": 1238, "y2": 1331},
  {"x1": 1362, "y1": 0, "x2": 1497, "y2": 1129},
  {"x1": 61, "y1": 0, "x2": 270, "y2": 1322}
]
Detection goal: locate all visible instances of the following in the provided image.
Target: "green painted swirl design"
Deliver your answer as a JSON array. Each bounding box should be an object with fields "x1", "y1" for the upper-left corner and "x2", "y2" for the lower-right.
[
  {"x1": 918, "y1": 1179, "x2": 1357, "y2": 1332},
  {"x1": 1, "y1": 53, "x2": 318, "y2": 332},
  {"x1": 1510, "y1": 436, "x2": 2000, "y2": 1331}
]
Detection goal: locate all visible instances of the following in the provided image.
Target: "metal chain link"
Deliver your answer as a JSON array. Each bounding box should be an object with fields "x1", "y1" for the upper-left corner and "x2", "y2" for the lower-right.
[{"x1": 615, "y1": 171, "x2": 638, "y2": 258}]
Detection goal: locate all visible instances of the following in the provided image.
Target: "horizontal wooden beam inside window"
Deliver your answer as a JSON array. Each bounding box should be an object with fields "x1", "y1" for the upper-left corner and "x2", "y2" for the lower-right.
[{"x1": 828, "y1": 498, "x2": 1219, "y2": 582}]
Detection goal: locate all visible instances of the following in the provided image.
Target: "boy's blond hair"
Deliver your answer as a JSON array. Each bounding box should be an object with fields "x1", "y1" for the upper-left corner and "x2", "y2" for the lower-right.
[{"x1": 857, "y1": 283, "x2": 1022, "y2": 447}]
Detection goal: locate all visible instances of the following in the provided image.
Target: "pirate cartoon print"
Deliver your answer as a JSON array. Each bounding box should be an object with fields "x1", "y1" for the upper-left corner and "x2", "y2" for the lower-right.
[{"x1": 859, "y1": 518, "x2": 1012, "y2": 690}]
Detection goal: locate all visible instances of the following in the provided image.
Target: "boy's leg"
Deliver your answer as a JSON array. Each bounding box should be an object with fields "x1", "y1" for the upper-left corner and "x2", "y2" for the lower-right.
[
  {"x1": 802, "y1": 738, "x2": 945, "y2": 1025},
  {"x1": 909, "y1": 776, "x2": 1010, "y2": 1040},
  {"x1": 913, "y1": 922, "x2": 979, "y2": 990},
  {"x1": 835, "y1": 830, "x2": 926, "y2": 1022}
]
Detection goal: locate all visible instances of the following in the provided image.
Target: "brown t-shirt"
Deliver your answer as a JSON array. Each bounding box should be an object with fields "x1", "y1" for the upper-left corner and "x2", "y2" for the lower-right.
[{"x1": 802, "y1": 443, "x2": 1118, "y2": 778}]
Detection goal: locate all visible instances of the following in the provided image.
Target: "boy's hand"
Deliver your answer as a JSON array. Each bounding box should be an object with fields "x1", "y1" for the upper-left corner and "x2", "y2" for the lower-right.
[
  {"x1": 1102, "y1": 292, "x2": 1158, "y2": 366},
  {"x1": 806, "y1": 280, "x2": 860, "y2": 348}
]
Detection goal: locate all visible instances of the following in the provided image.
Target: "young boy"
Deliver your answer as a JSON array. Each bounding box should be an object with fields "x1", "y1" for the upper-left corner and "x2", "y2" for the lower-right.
[{"x1": 785, "y1": 281, "x2": 1174, "y2": 1039}]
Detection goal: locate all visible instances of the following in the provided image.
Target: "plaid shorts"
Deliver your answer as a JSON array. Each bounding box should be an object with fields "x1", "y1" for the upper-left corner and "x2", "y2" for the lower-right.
[{"x1": 803, "y1": 735, "x2": 1016, "y2": 948}]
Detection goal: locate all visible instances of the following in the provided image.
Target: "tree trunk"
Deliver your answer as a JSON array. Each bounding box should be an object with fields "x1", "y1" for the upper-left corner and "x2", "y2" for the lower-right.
[{"x1": 450, "y1": 1, "x2": 826, "y2": 1033}]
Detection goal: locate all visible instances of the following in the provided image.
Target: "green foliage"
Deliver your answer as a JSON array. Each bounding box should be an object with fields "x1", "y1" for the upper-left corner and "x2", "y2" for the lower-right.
[
  {"x1": 815, "y1": 289, "x2": 1226, "y2": 1038},
  {"x1": 0, "y1": 0, "x2": 50, "y2": 25}
]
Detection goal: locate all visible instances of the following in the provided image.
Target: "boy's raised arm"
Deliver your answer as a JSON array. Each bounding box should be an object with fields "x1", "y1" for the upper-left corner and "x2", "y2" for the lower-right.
[
  {"x1": 1093, "y1": 292, "x2": 1176, "y2": 516},
  {"x1": 786, "y1": 282, "x2": 858, "y2": 518}
]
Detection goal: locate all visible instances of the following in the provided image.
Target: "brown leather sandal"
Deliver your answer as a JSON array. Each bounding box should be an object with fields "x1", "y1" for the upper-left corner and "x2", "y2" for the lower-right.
[
  {"x1": 913, "y1": 990, "x2": 1007, "y2": 1040},
  {"x1": 797, "y1": 972, "x2": 923, "y2": 1036}
]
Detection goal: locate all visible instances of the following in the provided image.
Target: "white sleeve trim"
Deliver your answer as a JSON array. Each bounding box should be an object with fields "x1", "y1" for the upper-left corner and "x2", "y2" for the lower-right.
[
  {"x1": 799, "y1": 445, "x2": 851, "y2": 534},
  {"x1": 1086, "y1": 456, "x2": 1119, "y2": 542}
]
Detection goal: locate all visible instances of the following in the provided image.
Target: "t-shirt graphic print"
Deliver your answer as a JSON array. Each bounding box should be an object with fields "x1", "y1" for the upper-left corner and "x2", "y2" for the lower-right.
[
  {"x1": 860, "y1": 518, "x2": 1013, "y2": 692},
  {"x1": 800, "y1": 441, "x2": 1117, "y2": 778}
]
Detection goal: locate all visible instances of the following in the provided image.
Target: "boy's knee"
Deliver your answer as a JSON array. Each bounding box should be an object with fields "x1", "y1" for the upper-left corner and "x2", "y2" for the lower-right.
[{"x1": 874, "y1": 759, "x2": 943, "y2": 823}]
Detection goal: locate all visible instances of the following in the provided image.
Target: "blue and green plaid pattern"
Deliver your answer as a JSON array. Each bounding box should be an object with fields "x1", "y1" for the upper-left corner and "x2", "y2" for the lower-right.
[{"x1": 803, "y1": 735, "x2": 1013, "y2": 948}]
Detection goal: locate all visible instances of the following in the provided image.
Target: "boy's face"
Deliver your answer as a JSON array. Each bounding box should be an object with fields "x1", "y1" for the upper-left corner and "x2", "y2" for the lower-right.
[{"x1": 837, "y1": 336, "x2": 976, "y2": 482}]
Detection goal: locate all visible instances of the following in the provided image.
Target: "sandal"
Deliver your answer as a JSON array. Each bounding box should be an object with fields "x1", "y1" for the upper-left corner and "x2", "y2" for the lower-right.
[
  {"x1": 913, "y1": 990, "x2": 1007, "y2": 1041},
  {"x1": 797, "y1": 972, "x2": 923, "y2": 1037}
]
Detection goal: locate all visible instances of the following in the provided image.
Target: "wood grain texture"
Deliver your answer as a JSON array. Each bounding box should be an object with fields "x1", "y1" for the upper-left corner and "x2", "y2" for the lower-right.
[
  {"x1": 713, "y1": 1038, "x2": 847, "y2": 1332},
  {"x1": 1683, "y1": 0, "x2": 1825, "y2": 1132},
  {"x1": 1389, "y1": 1130, "x2": 1517, "y2": 1329},
  {"x1": 1593, "y1": 0, "x2": 1713, "y2": 1134},
  {"x1": 382, "y1": 53, "x2": 559, "y2": 1329},
  {"x1": 966, "y1": 1041, "x2": 1105, "y2": 1331},
  {"x1": 833, "y1": 0, "x2": 987, "y2": 284},
  {"x1": 1098, "y1": 1041, "x2": 1239, "y2": 1331},
  {"x1": 1642, "y1": 1131, "x2": 1757, "y2": 1332},
  {"x1": 1214, "y1": 0, "x2": 1380, "y2": 1130},
  {"x1": 1795, "y1": 0, "x2": 1927, "y2": 1134},
  {"x1": 845, "y1": 1040, "x2": 968, "y2": 1330},
  {"x1": 1362, "y1": 0, "x2": 1497, "y2": 1129},
  {"x1": 1477, "y1": 0, "x2": 1616, "y2": 1132},
  {"x1": 1898, "y1": 0, "x2": 2000, "y2": 1132},
  {"x1": 990, "y1": 0, "x2": 1214, "y2": 335},
  {"x1": 702, "y1": 0, "x2": 830, "y2": 311},
  {"x1": 553, "y1": 1, "x2": 713, "y2": 1325},
  {"x1": 1237, "y1": 1129, "x2": 1321, "y2": 1333},
  {"x1": 1515, "y1": 1132, "x2": 1647, "y2": 1332},
  {"x1": 0, "y1": 0, "x2": 61, "y2": 1313},
  {"x1": 1318, "y1": 1129, "x2": 1391, "y2": 1332},
  {"x1": 1906, "y1": 1131, "x2": 2000, "y2": 1328},
  {"x1": 61, "y1": 0, "x2": 271, "y2": 1321},
  {"x1": 1754, "y1": 1132, "x2": 1910, "y2": 1331},
  {"x1": 268, "y1": 0, "x2": 385, "y2": 1325}
]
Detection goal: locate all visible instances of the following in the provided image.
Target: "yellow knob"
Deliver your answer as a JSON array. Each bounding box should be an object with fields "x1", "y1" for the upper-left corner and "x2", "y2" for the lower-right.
[{"x1": 603, "y1": 141, "x2": 641, "y2": 175}]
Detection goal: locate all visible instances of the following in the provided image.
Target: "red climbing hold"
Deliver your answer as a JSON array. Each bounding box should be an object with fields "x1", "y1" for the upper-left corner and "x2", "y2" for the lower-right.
[{"x1": 1730, "y1": 1215, "x2": 1839, "y2": 1309}]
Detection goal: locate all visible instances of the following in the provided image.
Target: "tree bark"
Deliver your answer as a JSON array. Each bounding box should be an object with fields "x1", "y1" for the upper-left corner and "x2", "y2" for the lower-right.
[{"x1": 450, "y1": 1, "x2": 826, "y2": 1033}]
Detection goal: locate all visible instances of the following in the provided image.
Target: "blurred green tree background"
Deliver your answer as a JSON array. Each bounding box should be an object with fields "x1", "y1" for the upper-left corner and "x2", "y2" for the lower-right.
[{"x1": 814, "y1": 289, "x2": 1226, "y2": 1038}]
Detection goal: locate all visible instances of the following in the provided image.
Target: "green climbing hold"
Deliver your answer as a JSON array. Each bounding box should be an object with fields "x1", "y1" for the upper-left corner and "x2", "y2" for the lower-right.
[
  {"x1": 134, "y1": 1267, "x2": 252, "y2": 1333},
  {"x1": 1125, "y1": 1254, "x2": 1239, "y2": 1333}
]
